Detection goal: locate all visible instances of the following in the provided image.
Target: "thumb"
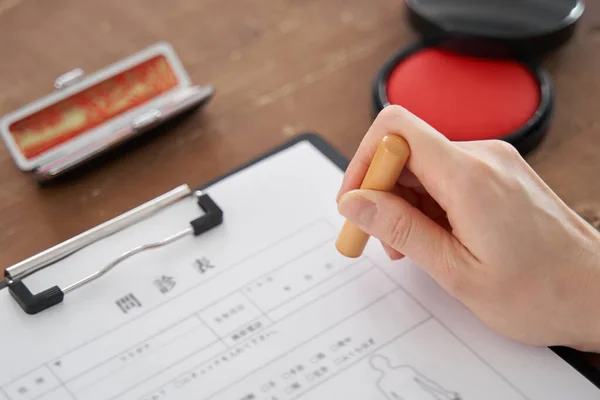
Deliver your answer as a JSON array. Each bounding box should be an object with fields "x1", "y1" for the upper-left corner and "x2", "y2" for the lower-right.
[{"x1": 338, "y1": 189, "x2": 468, "y2": 287}]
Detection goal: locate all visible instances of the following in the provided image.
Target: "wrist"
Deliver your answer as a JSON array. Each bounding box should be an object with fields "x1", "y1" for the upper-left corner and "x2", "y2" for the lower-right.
[{"x1": 569, "y1": 247, "x2": 600, "y2": 353}]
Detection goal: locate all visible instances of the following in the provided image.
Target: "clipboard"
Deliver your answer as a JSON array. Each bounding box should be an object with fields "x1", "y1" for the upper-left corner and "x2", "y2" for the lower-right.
[{"x1": 1, "y1": 133, "x2": 599, "y2": 400}]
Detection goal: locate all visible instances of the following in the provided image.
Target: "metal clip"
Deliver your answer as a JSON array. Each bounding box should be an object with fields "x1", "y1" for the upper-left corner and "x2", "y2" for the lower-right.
[
  {"x1": 54, "y1": 68, "x2": 85, "y2": 90},
  {"x1": 132, "y1": 109, "x2": 162, "y2": 130},
  {"x1": 4, "y1": 186, "x2": 223, "y2": 315}
]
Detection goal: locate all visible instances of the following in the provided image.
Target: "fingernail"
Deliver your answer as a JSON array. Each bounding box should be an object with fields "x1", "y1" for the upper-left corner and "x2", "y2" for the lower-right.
[
  {"x1": 338, "y1": 191, "x2": 377, "y2": 228},
  {"x1": 336, "y1": 185, "x2": 347, "y2": 203},
  {"x1": 383, "y1": 246, "x2": 396, "y2": 259},
  {"x1": 386, "y1": 248, "x2": 404, "y2": 261},
  {"x1": 381, "y1": 243, "x2": 404, "y2": 261}
]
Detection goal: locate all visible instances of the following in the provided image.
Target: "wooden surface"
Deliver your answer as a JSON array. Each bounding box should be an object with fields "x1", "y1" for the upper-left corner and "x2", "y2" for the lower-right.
[{"x1": 0, "y1": 0, "x2": 599, "y2": 365}]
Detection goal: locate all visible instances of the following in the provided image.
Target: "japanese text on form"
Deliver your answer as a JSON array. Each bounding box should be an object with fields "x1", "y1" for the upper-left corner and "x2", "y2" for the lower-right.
[{"x1": 1, "y1": 140, "x2": 598, "y2": 400}]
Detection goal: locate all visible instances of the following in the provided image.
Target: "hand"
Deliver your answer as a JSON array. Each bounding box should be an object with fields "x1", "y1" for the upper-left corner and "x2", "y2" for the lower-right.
[{"x1": 336, "y1": 105, "x2": 600, "y2": 352}]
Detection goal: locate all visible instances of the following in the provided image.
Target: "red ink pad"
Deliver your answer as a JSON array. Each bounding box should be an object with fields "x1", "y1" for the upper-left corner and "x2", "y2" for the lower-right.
[{"x1": 373, "y1": 0, "x2": 584, "y2": 155}]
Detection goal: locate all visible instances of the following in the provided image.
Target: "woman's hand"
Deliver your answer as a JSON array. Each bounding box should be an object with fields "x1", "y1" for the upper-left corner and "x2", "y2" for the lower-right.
[{"x1": 337, "y1": 105, "x2": 600, "y2": 352}]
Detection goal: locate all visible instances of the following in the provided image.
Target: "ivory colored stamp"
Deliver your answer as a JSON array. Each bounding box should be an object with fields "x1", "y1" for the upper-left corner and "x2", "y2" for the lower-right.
[{"x1": 336, "y1": 134, "x2": 410, "y2": 258}]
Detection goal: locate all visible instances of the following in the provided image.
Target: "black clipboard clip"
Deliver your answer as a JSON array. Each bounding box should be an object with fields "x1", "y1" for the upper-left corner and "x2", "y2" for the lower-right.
[{"x1": 1, "y1": 185, "x2": 223, "y2": 315}]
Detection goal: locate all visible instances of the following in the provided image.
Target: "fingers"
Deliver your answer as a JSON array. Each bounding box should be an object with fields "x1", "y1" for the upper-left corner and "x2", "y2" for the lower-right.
[
  {"x1": 338, "y1": 188, "x2": 471, "y2": 291},
  {"x1": 337, "y1": 105, "x2": 463, "y2": 208},
  {"x1": 398, "y1": 169, "x2": 421, "y2": 188},
  {"x1": 382, "y1": 243, "x2": 404, "y2": 260},
  {"x1": 380, "y1": 184, "x2": 446, "y2": 261},
  {"x1": 420, "y1": 192, "x2": 447, "y2": 220},
  {"x1": 380, "y1": 185, "x2": 414, "y2": 261}
]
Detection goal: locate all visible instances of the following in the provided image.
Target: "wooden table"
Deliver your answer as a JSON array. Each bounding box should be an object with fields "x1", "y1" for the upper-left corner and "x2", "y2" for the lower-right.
[{"x1": 1, "y1": 0, "x2": 599, "y2": 367}]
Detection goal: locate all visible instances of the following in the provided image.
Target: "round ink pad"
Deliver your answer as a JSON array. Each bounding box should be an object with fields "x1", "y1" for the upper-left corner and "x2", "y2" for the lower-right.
[{"x1": 373, "y1": 0, "x2": 585, "y2": 155}]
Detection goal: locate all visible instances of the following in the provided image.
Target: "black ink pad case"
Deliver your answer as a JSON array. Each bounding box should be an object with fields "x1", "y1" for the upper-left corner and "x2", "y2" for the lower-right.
[{"x1": 373, "y1": 0, "x2": 585, "y2": 155}]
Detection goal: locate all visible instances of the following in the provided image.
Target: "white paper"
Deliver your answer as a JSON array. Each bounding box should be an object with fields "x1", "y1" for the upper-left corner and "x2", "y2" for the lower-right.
[{"x1": 0, "y1": 138, "x2": 598, "y2": 400}]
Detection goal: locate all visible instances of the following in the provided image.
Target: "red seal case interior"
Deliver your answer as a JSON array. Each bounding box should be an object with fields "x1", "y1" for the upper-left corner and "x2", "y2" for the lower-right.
[{"x1": 373, "y1": 0, "x2": 585, "y2": 155}]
